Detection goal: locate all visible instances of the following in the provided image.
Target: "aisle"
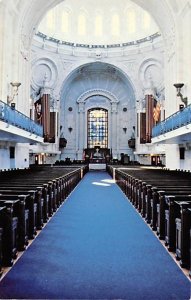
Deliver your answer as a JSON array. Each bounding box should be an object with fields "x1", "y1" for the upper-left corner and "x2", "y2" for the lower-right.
[{"x1": 0, "y1": 171, "x2": 190, "y2": 299}]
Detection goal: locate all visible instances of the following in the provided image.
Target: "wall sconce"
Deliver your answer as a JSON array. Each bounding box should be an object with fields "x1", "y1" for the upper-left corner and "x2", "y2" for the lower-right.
[
  {"x1": 123, "y1": 127, "x2": 127, "y2": 133},
  {"x1": 173, "y1": 83, "x2": 187, "y2": 107},
  {"x1": 7, "y1": 82, "x2": 21, "y2": 104},
  {"x1": 68, "y1": 126, "x2": 73, "y2": 132}
]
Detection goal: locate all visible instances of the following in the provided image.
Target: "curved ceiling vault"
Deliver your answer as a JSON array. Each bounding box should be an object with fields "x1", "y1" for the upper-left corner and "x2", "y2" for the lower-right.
[
  {"x1": 37, "y1": 0, "x2": 159, "y2": 45},
  {"x1": 60, "y1": 62, "x2": 136, "y2": 107},
  {"x1": 19, "y1": 0, "x2": 175, "y2": 49}
]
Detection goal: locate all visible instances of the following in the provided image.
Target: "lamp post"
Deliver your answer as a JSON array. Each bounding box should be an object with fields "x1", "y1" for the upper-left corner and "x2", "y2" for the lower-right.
[
  {"x1": 7, "y1": 82, "x2": 21, "y2": 107},
  {"x1": 173, "y1": 83, "x2": 187, "y2": 107}
]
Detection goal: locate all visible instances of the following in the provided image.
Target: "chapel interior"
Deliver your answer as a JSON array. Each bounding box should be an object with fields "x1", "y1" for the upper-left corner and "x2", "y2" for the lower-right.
[{"x1": 0, "y1": 0, "x2": 191, "y2": 298}]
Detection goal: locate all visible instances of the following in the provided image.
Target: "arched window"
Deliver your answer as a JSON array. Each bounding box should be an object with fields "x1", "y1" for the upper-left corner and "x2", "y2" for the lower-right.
[
  {"x1": 87, "y1": 108, "x2": 108, "y2": 148},
  {"x1": 47, "y1": 10, "x2": 55, "y2": 31},
  {"x1": 112, "y1": 13, "x2": 120, "y2": 36},
  {"x1": 127, "y1": 9, "x2": 136, "y2": 34},
  {"x1": 95, "y1": 14, "x2": 103, "y2": 37},
  {"x1": 143, "y1": 11, "x2": 151, "y2": 30},
  {"x1": 62, "y1": 11, "x2": 69, "y2": 34},
  {"x1": 78, "y1": 13, "x2": 86, "y2": 36}
]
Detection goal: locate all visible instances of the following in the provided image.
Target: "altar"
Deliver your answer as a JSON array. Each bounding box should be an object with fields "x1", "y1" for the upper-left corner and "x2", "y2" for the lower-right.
[
  {"x1": 89, "y1": 162, "x2": 106, "y2": 170},
  {"x1": 84, "y1": 147, "x2": 111, "y2": 170}
]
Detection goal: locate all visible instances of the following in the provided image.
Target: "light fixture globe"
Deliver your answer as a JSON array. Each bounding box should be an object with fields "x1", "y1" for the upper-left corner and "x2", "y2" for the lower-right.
[
  {"x1": 173, "y1": 83, "x2": 184, "y2": 90},
  {"x1": 10, "y1": 82, "x2": 21, "y2": 88}
]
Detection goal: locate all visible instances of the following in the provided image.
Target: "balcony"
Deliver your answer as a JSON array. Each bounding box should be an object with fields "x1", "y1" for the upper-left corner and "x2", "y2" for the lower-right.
[
  {"x1": 152, "y1": 104, "x2": 191, "y2": 144},
  {"x1": 0, "y1": 100, "x2": 43, "y2": 143}
]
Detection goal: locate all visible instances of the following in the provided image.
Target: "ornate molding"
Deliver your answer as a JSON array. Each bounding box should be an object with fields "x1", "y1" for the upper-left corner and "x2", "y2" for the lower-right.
[
  {"x1": 139, "y1": 58, "x2": 163, "y2": 91},
  {"x1": 77, "y1": 89, "x2": 119, "y2": 104},
  {"x1": 31, "y1": 58, "x2": 58, "y2": 90}
]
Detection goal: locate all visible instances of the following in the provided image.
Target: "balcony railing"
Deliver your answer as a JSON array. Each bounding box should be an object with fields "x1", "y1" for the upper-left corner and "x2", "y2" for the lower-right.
[
  {"x1": 152, "y1": 104, "x2": 191, "y2": 138},
  {"x1": 0, "y1": 100, "x2": 43, "y2": 137}
]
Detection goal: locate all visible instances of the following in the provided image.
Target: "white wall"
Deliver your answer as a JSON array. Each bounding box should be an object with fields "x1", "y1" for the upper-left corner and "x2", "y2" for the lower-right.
[
  {"x1": 165, "y1": 144, "x2": 180, "y2": 170},
  {"x1": 15, "y1": 144, "x2": 29, "y2": 169}
]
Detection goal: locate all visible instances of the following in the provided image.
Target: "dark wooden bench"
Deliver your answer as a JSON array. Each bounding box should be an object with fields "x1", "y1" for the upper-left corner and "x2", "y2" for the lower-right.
[
  {"x1": 0, "y1": 182, "x2": 53, "y2": 220},
  {"x1": 0, "y1": 190, "x2": 38, "y2": 237},
  {"x1": 164, "y1": 196, "x2": 191, "y2": 252},
  {"x1": 0, "y1": 196, "x2": 29, "y2": 251},
  {"x1": 190, "y1": 217, "x2": 191, "y2": 278},
  {"x1": 140, "y1": 184, "x2": 191, "y2": 222},
  {"x1": 175, "y1": 203, "x2": 191, "y2": 269},
  {"x1": 0, "y1": 224, "x2": 3, "y2": 276},
  {"x1": 148, "y1": 187, "x2": 191, "y2": 231},
  {"x1": 0, "y1": 203, "x2": 18, "y2": 266},
  {"x1": 155, "y1": 192, "x2": 191, "y2": 240}
]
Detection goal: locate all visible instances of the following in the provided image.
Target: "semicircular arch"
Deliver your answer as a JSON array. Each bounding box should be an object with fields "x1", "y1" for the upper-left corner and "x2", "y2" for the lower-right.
[{"x1": 77, "y1": 89, "x2": 119, "y2": 104}]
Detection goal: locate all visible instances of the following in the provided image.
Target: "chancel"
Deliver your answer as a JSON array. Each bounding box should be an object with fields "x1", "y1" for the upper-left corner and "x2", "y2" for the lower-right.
[{"x1": 0, "y1": 0, "x2": 191, "y2": 299}]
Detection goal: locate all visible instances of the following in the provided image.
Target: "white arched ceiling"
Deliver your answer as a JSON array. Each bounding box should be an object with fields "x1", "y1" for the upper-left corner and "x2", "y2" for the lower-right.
[{"x1": 17, "y1": 0, "x2": 176, "y2": 50}]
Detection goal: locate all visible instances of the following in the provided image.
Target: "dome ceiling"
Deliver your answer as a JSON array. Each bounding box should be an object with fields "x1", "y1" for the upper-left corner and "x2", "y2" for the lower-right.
[{"x1": 37, "y1": 0, "x2": 159, "y2": 45}]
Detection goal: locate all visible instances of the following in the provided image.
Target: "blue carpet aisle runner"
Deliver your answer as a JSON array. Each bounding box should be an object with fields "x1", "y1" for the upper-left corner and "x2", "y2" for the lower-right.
[{"x1": 0, "y1": 171, "x2": 190, "y2": 299}]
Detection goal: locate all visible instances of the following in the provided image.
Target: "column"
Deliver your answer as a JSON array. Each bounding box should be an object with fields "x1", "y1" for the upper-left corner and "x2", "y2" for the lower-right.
[
  {"x1": 145, "y1": 94, "x2": 155, "y2": 143},
  {"x1": 77, "y1": 102, "x2": 85, "y2": 159},
  {"x1": 40, "y1": 86, "x2": 52, "y2": 143},
  {"x1": 111, "y1": 102, "x2": 118, "y2": 158}
]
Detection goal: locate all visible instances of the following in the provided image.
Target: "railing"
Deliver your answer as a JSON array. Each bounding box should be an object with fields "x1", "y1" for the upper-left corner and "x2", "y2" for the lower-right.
[
  {"x1": 152, "y1": 104, "x2": 191, "y2": 138},
  {"x1": 36, "y1": 31, "x2": 161, "y2": 49},
  {"x1": 0, "y1": 100, "x2": 43, "y2": 137}
]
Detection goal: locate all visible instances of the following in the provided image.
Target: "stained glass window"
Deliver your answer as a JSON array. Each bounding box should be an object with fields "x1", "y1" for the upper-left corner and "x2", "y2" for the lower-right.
[{"x1": 87, "y1": 108, "x2": 108, "y2": 148}]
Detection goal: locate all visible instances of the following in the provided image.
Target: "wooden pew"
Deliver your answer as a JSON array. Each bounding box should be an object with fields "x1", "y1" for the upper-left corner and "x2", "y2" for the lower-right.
[
  {"x1": 140, "y1": 184, "x2": 191, "y2": 224},
  {"x1": 0, "y1": 196, "x2": 29, "y2": 251},
  {"x1": 149, "y1": 187, "x2": 191, "y2": 232},
  {"x1": 164, "y1": 196, "x2": 191, "y2": 252},
  {"x1": 134, "y1": 183, "x2": 191, "y2": 234},
  {"x1": 6, "y1": 184, "x2": 51, "y2": 223},
  {"x1": 175, "y1": 203, "x2": 191, "y2": 269},
  {"x1": 190, "y1": 219, "x2": 191, "y2": 278},
  {"x1": 0, "y1": 203, "x2": 18, "y2": 266},
  {"x1": 155, "y1": 192, "x2": 191, "y2": 240},
  {"x1": 0, "y1": 224, "x2": 3, "y2": 276},
  {"x1": 150, "y1": 187, "x2": 191, "y2": 231},
  {"x1": 0, "y1": 192, "x2": 38, "y2": 239},
  {"x1": 0, "y1": 185, "x2": 51, "y2": 227}
]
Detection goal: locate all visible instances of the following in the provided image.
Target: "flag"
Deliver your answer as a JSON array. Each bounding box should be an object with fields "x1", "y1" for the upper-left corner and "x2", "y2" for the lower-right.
[
  {"x1": 34, "y1": 98, "x2": 42, "y2": 121},
  {"x1": 153, "y1": 101, "x2": 161, "y2": 122}
]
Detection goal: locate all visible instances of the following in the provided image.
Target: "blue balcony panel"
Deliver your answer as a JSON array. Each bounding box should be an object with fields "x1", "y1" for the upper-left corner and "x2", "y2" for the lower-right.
[
  {"x1": 0, "y1": 100, "x2": 43, "y2": 143},
  {"x1": 152, "y1": 104, "x2": 191, "y2": 144}
]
